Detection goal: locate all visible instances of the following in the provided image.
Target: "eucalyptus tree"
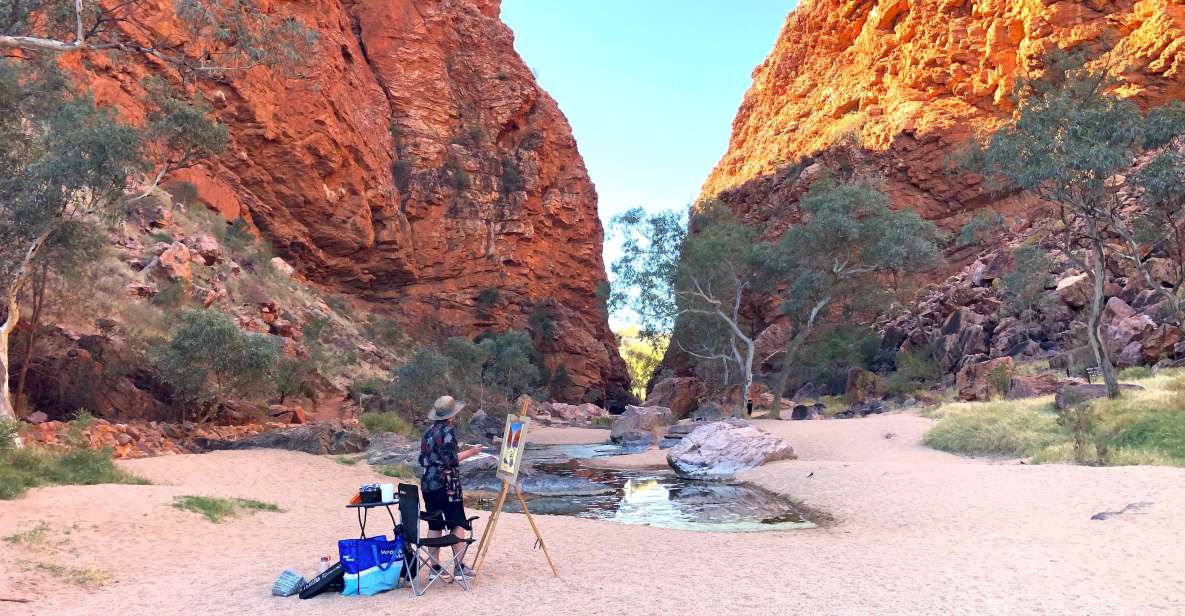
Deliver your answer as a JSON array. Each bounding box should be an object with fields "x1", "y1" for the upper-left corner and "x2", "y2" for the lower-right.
[
  {"x1": 611, "y1": 202, "x2": 762, "y2": 417},
  {"x1": 759, "y1": 177, "x2": 940, "y2": 416},
  {"x1": 967, "y1": 51, "x2": 1185, "y2": 398}
]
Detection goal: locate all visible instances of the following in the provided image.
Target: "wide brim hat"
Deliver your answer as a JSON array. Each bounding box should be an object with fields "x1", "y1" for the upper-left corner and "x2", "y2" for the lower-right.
[{"x1": 427, "y1": 395, "x2": 466, "y2": 421}]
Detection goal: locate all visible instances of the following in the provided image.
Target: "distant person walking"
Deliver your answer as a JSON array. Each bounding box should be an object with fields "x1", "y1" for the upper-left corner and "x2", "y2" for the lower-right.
[{"x1": 419, "y1": 395, "x2": 482, "y2": 576}]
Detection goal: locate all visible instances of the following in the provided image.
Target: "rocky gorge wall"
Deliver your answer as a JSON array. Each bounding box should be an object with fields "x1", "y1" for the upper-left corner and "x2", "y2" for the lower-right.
[
  {"x1": 703, "y1": 0, "x2": 1185, "y2": 230},
  {"x1": 669, "y1": 0, "x2": 1185, "y2": 395},
  {"x1": 72, "y1": 0, "x2": 629, "y2": 405}
]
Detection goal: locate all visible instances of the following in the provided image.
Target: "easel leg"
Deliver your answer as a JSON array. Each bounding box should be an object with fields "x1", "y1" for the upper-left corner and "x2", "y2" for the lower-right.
[
  {"x1": 514, "y1": 484, "x2": 558, "y2": 577},
  {"x1": 473, "y1": 482, "x2": 508, "y2": 575}
]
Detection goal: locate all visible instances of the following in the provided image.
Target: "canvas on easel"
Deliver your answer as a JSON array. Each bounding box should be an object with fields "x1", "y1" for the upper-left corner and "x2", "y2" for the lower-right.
[{"x1": 472, "y1": 402, "x2": 558, "y2": 579}]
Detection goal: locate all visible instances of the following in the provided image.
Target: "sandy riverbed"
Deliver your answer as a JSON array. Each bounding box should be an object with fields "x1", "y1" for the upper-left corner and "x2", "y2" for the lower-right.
[{"x1": 1, "y1": 412, "x2": 1183, "y2": 615}]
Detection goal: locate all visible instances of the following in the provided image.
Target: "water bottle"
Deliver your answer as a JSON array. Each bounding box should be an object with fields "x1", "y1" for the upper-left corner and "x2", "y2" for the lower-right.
[{"x1": 319, "y1": 555, "x2": 330, "y2": 573}]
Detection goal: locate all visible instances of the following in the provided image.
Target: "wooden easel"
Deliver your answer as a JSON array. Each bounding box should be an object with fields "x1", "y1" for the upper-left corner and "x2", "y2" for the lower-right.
[
  {"x1": 472, "y1": 479, "x2": 557, "y2": 578},
  {"x1": 471, "y1": 404, "x2": 558, "y2": 580}
]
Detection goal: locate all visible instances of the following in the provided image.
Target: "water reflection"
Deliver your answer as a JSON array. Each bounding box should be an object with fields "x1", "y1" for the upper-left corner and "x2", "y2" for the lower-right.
[{"x1": 479, "y1": 444, "x2": 818, "y2": 533}]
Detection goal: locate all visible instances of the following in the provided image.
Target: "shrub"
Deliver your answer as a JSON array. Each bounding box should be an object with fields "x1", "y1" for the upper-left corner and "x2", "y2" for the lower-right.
[
  {"x1": 391, "y1": 159, "x2": 413, "y2": 191},
  {"x1": 157, "y1": 309, "x2": 280, "y2": 418},
  {"x1": 957, "y1": 210, "x2": 1005, "y2": 247},
  {"x1": 792, "y1": 328, "x2": 879, "y2": 395},
  {"x1": 476, "y1": 287, "x2": 500, "y2": 309},
  {"x1": 379, "y1": 463, "x2": 417, "y2": 479},
  {"x1": 986, "y1": 362, "x2": 1012, "y2": 400},
  {"x1": 222, "y1": 218, "x2": 256, "y2": 255},
  {"x1": 886, "y1": 348, "x2": 942, "y2": 395},
  {"x1": 359, "y1": 411, "x2": 418, "y2": 437},
  {"x1": 172, "y1": 495, "x2": 283, "y2": 523},
  {"x1": 364, "y1": 315, "x2": 403, "y2": 347},
  {"x1": 500, "y1": 156, "x2": 525, "y2": 194},
  {"x1": 390, "y1": 347, "x2": 452, "y2": 413}
]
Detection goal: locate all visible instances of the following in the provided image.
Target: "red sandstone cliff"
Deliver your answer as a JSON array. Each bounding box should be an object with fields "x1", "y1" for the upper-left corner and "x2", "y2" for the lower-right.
[
  {"x1": 703, "y1": 0, "x2": 1185, "y2": 228},
  {"x1": 74, "y1": 0, "x2": 629, "y2": 404}
]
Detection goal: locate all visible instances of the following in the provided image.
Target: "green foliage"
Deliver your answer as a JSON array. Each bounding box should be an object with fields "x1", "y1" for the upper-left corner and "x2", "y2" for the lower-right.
[
  {"x1": 363, "y1": 315, "x2": 403, "y2": 347},
  {"x1": 986, "y1": 362, "x2": 1012, "y2": 400},
  {"x1": 391, "y1": 159, "x2": 413, "y2": 192},
  {"x1": 1001, "y1": 244, "x2": 1054, "y2": 319},
  {"x1": 617, "y1": 326, "x2": 667, "y2": 399},
  {"x1": 273, "y1": 356, "x2": 316, "y2": 404},
  {"x1": 500, "y1": 156, "x2": 525, "y2": 194},
  {"x1": 923, "y1": 402, "x2": 1067, "y2": 457},
  {"x1": 359, "y1": 412, "x2": 417, "y2": 437},
  {"x1": 956, "y1": 210, "x2": 1004, "y2": 247},
  {"x1": 143, "y1": 76, "x2": 228, "y2": 175},
  {"x1": 390, "y1": 347, "x2": 453, "y2": 414},
  {"x1": 442, "y1": 158, "x2": 471, "y2": 191},
  {"x1": 885, "y1": 347, "x2": 942, "y2": 395},
  {"x1": 528, "y1": 303, "x2": 558, "y2": 342},
  {"x1": 607, "y1": 207, "x2": 688, "y2": 340},
  {"x1": 0, "y1": 440, "x2": 148, "y2": 501},
  {"x1": 476, "y1": 287, "x2": 501, "y2": 310},
  {"x1": 1118, "y1": 366, "x2": 1155, "y2": 381},
  {"x1": 379, "y1": 463, "x2": 417, "y2": 479},
  {"x1": 221, "y1": 218, "x2": 256, "y2": 255},
  {"x1": 0, "y1": 60, "x2": 143, "y2": 286},
  {"x1": 474, "y1": 331, "x2": 542, "y2": 400},
  {"x1": 172, "y1": 495, "x2": 282, "y2": 523},
  {"x1": 157, "y1": 309, "x2": 280, "y2": 415},
  {"x1": 793, "y1": 327, "x2": 879, "y2": 394},
  {"x1": 335, "y1": 456, "x2": 359, "y2": 465}
]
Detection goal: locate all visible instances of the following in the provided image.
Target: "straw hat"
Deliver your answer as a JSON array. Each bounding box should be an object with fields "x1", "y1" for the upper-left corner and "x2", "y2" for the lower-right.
[{"x1": 427, "y1": 395, "x2": 466, "y2": 421}]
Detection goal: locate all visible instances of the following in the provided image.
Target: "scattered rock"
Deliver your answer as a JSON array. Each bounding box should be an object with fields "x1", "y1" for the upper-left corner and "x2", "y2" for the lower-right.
[
  {"x1": 666, "y1": 419, "x2": 796, "y2": 480},
  {"x1": 270, "y1": 256, "x2": 295, "y2": 277},
  {"x1": 609, "y1": 405, "x2": 673, "y2": 447},
  {"x1": 126, "y1": 281, "x2": 159, "y2": 298},
  {"x1": 156, "y1": 241, "x2": 193, "y2": 283},
  {"x1": 24, "y1": 411, "x2": 48, "y2": 424},
  {"x1": 547, "y1": 402, "x2": 609, "y2": 424},
  {"x1": 644, "y1": 376, "x2": 706, "y2": 419},
  {"x1": 956, "y1": 356, "x2": 1014, "y2": 401},
  {"x1": 790, "y1": 403, "x2": 825, "y2": 420},
  {"x1": 197, "y1": 423, "x2": 370, "y2": 455},
  {"x1": 1006, "y1": 373, "x2": 1060, "y2": 399},
  {"x1": 1054, "y1": 382, "x2": 1144, "y2": 410},
  {"x1": 834, "y1": 399, "x2": 886, "y2": 419},
  {"x1": 188, "y1": 234, "x2": 222, "y2": 265}
]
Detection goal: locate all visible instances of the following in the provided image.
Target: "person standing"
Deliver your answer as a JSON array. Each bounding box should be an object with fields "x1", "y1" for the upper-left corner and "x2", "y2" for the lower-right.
[{"x1": 419, "y1": 395, "x2": 482, "y2": 576}]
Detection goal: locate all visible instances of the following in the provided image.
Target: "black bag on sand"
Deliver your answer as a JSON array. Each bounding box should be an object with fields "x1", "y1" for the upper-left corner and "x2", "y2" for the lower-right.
[{"x1": 299, "y1": 562, "x2": 345, "y2": 599}]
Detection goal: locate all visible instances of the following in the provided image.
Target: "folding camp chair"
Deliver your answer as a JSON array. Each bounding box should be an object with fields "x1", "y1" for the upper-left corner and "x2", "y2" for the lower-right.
[{"x1": 396, "y1": 483, "x2": 478, "y2": 596}]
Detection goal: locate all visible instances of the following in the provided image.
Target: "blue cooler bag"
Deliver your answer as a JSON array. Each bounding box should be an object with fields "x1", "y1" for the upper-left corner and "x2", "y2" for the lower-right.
[{"x1": 339, "y1": 534, "x2": 404, "y2": 595}]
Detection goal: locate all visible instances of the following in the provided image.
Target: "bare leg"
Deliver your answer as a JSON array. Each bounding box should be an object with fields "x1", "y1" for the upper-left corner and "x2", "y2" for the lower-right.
[{"x1": 425, "y1": 528, "x2": 443, "y2": 565}]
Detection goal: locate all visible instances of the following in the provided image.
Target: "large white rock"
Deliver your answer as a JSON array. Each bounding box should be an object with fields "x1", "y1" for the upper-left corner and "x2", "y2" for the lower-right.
[{"x1": 666, "y1": 419, "x2": 796, "y2": 480}]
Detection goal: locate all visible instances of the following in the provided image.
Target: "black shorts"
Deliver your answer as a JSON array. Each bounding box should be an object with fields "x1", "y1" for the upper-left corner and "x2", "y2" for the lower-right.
[{"x1": 421, "y1": 487, "x2": 466, "y2": 531}]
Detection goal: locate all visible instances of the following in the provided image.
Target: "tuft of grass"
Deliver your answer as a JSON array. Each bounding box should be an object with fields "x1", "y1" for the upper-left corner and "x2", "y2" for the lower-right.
[
  {"x1": 923, "y1": 399, "x2": 1067, "y2": 457},
  {"x1": 336, "y1": 456, "x2": 360, "y2": 466},
  {"x1": 1118, "y1": 366, "x2": 1155, "y2": 381},
  {"x1": 19, "y1": 559, "x2": 111, "y2": 587},
  {"x1": 172, "y1": 495, "x2": 283, "y2": 523},
  {"x1": 0, "y1": 439, "x2": 149, "y2": 501},
  {"x1": 378, "y1": 463, "x2": 417, "y2": 480},
  {"x1": 4, "y1": 522, "x2": 50, "y2": 546},
  {"x1": 359, "y1": 411, "x2": 418, "y2": 437}
]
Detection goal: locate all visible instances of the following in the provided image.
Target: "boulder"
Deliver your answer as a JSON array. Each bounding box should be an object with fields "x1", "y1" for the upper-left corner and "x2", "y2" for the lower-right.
[
  {"x1": 609, "y1": 405, "x2": 673, "y2": 447},
  {"x1": 1101, "y1": 297, "x2": 1157, "y2": 356},
  {"x1": 363, "y1": 431, "x2": 420, "y2": 467},
  {"x1": 189, "y1": 234, "x2": 223, "y2": 265},
  {"x1": 1054, "y1": 382, "x2": 1144, "y2": 411},
  {"x1": 270, "y1": 256, "x2": 295, "y2": 277},
  {"x1": 844, "y1": 368, "x2": 886, "y2": 403},
  {"x1": 197, "y1": 423, "x2": 370, "y2": 455},
  {"x1": 835, "y1": 399, "x2": 886, "y2": 419},
  {"x1": 24, "y1": 411, "x2": 49, "y2": 424},
  {"x1": 547, "y1": 402, "x2": 609, "y2": 424},
  {"x1": 956, "y1": 356, "x2": 1014, "y2": 401},
  {"x1": 1006, "y1": 373, "x2": 1060, "y2": 399},
  {"x1": 1055, "y1": 273, "x2": 1090, "y2": 308},
  {"x1": 790, "y1": 403, "x2": 825, "y2": 420},
  {"x1": 690, "y1": 402, "x2": 729, "y2": 422},
  {"x1": 467, "y1": 408, "x2": 504, "y2": 444},
  {"x1": 644, "y1": 377, "x2": 706, "y2": 419},
  {"x1": 156, "y1": 242, "x2": 193, "y2": 282},
  {"x1": 666, "y1": 419, "x2": 796, "y2": 480}
]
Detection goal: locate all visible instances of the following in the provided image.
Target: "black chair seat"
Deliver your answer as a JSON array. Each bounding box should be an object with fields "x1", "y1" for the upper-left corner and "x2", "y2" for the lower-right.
[{"x1": 419, "y1": 535, "x2": 472, "y2": 548}]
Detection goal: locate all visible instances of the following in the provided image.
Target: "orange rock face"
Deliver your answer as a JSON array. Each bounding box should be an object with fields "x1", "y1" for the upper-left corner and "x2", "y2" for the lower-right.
[
  {"x1": 702, "y1": 0, "x2": 1185, "y2": 226},
  {"x1": 74, "y1": 0, "x2": 629, "y2": 404}
]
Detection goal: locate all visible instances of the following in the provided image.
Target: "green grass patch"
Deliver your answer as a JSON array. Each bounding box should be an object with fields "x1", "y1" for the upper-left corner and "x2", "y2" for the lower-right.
[
  {"x1": 923, "y1": 400, "x2": 1067, "y2": 457},
  {"x1": 0, "y1": 441, "x2": 149, "y2": 501},
  {"x1": 1118, "y1": 366, "x2": 1155, "y2": 381},
  {"x1": 172, "y1": 495, "x2": 283, "y2": 523},
  {"x1": 378, "y1": 463, "x2": 417, "y2": 480},
  {"x1": 924, "y1": 369, "x2": 1185, "y2": 467},
  {"x1": 336, "y1": 456, "x2": 360, "y2": 466},
  {"x1": 359, "y1": 411, "x2": 418, "y2": 437}
]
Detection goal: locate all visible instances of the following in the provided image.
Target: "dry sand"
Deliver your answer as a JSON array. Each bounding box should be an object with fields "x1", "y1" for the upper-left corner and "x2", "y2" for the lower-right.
[{"x1": 1, "y1": 411, "x2": 1183, "y2": 615}]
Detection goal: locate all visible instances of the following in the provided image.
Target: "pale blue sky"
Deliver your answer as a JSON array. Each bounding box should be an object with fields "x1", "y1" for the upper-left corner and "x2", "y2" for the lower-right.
[{"x1": 501, "y1": 1, "x2": 795, "y2": 262}]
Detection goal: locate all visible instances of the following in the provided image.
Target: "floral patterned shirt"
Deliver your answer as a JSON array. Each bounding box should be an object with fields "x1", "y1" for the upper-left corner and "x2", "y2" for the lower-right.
[{"x1": 419, "y1": 421, "x2": 461, "y2": 499}]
